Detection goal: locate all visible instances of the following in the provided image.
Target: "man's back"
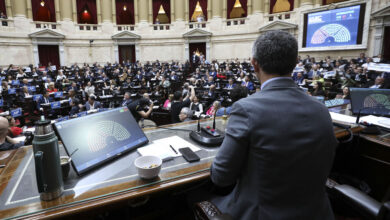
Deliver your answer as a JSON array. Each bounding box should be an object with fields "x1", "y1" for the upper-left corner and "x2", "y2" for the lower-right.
[{"x1": 211, "y1": 78, "x2": 337, "y2": 219}]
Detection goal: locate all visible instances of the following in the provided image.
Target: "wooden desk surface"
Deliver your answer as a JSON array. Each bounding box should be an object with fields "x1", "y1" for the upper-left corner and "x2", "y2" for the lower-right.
[{"x1": 0, "y1": 117, "x2": 360, "y2": 219}]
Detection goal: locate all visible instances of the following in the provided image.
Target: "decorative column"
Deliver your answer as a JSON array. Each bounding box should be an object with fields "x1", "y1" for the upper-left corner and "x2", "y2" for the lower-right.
[
  {"x1": 174, "y1": 0, "x2": 184, "y2": 21},
  {"x1": 111, "y1": 0, "x2": 116, "y2": 24},
  {"x1": 12, "y1": 0, "x2": 27, "y2": 17},
  {"x1": 247, "y1": 0, "x2": 252, "y2": 15},
  {"x1": 148, "y1": 0, "x2": 152, "y2": 23},
  {"x1": 134, "y1": 0, "x2": 138, "y2": 23},
  {"x1": 72, "y1": 0, "x2": 77, "y2": 22},
  {"x1": 315, "y1": 0, "x2": 321, "y2": 6},
  {"x1": 264, "y1": 0, "x2": 269, "y2": 14},
  {"x1": 97, "y1": 0, "x2": 102, "y2": 23},
  {"x1": 5, "y1": 0, "x2": 13, "y2": 18},
  {"x1": 101, "y1": 0, "x2": 112, "y2": 22},
  {"x1": 207, "y1": 0, "x2": 211, "y2": 20},
  {"x1": 138, "y1": 0, "x2": 149, "y2": 23},
  {"x1": 170, "y1": 0, "x2": 174, "y2": 22},
  {"x1": 32, "y1": 39, "x2": 40, "y2": 67},
  {"x1": 222, "y1": 0, "x2": 226, "y2": 18},
  {"x1": 252, "y1": 0, "x2": 263, "y2": 13},
  {"x1": 114, "y1": 41, "x2": 119, "y2": 62},
  {"x1": 26, "y1": 0, "x2": 32, "y2": 19},
  {"x1": 184, "y1": 0, "x2": 188, "y2": 21},
  {"x1": 212, "y1": 0, "x2": 222, "y2": 18},
  {"x1": 55, "y1": 0, "x2": 60, "y2": 21}
]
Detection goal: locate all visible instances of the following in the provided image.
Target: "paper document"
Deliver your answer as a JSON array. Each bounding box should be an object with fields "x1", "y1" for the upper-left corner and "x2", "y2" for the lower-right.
[
  {"x1": 137, "y1": 136, "x2": 200, "y2": 160},
  {"x1": 360, "y1": 115, "x2": 390, "y2": 129},
  {"x1": 329, "y1": 112, "x2": 357, "y2": 125}
]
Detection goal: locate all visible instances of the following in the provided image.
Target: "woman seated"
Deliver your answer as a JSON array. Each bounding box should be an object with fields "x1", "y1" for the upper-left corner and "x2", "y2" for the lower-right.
[
  {"x1": 206, "y1": 101, "x2": 221, "y2": 116},
  {"x1": 311, "y1": 81, "x2": 326, "y2": 97},
  {"x1": 163, "y1": 94, "x2": 174, "y2": 110},
  {"x1": 5, "y1": 116, "x2": 22, "y2": 137},
  {"x1": 47, "y1": 82, "x2": 58, "y2": 94},
  {"x1": 190, "y1": 96, "x2": 204, "y2": 118}
]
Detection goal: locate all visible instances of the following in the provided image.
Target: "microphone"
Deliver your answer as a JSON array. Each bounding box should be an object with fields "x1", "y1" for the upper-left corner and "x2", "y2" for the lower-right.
[
  {"x1": 355, "y1": 105, "x2": 390, "y2": 124},
  {"x1": 212, "y1": 110, "x2": 216, "y2": 130},
  {"x1": 197, "y1": 117, "x2": 201, "y2": 132},
  {"x1": 354, "y1": 104, "x2": 390, "y2": 134}
]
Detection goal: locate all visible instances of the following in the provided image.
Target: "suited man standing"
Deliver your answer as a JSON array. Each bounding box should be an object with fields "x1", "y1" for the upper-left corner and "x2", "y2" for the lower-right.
[
  {"x1": 85, "y1": 95, "x2": 102, "y2": 110},
  {"x1": 210, "y1": 30, "x2": 337, "y2": 219}
]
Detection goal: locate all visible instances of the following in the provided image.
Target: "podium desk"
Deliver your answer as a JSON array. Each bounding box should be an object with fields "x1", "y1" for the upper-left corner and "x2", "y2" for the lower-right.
[{"x1": 0, "y1": 117, "x2": 360, "y2": 219}]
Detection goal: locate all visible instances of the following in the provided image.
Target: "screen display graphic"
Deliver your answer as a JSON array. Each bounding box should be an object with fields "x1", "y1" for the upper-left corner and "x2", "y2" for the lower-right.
[
  {"x1": 306, "y1": 5, "x2": 361, "y2": 47},
  {"x1": 54, "y1": 107, "x2": 148, "y2": 175},
  {"x1": 350, "y1": 88, "x2": 390, "y2": 116}
]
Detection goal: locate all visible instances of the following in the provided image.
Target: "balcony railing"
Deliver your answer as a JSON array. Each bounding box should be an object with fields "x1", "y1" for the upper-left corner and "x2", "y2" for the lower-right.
[
  {"x1": 188, "y1": 21, "x2": 207, "y2": 29},
  {"x1": 0, "y1": 18, "x2": 14, "y2": 30},
  {"x1": 225, "y1": 17, "x2": 247, "y2": 26},
  {"x1": 265, "y1": 11, "x2": 295, "y2": 22},
  {"x1": 152, "y1": 24, "x2": 171, "y2": 31},
  {"x1": 34, "y1": 21, "x2": 59, "y2": 30},
  {"x1": 76, "y1": 24, "x2": 100, "y2": 31},
  {"x1": 116, "y1": 24, "x2": 136, "y2": 31}
]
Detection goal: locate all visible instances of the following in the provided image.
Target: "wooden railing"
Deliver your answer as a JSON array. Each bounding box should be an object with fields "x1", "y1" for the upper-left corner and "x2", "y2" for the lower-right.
[
  {"x1": 265, "y1": 11, "x2": 295, "y2": 22},
  {"x1": 187, "y1": 21, "x2": 207, "y2": 29}
]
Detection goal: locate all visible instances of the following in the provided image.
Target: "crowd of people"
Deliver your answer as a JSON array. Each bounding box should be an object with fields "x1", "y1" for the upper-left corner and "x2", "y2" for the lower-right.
[{"x1": 0, "y1": 51, "x2": 388, "y2": 150}]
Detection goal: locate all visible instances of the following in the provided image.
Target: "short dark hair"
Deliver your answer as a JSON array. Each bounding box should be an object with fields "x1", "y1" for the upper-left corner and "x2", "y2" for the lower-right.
[
  {"x1": 230, "y1": 86, "x2": 248, "y2": 103},
  {"x1": 174, "y1": 91, "x2": 182, "y2": 101},
  {"x1": 252, "y1": 30, "x2": 298, "y2": 75}
]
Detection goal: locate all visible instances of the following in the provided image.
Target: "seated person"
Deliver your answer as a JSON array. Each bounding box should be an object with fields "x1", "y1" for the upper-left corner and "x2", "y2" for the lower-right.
[
  {"x1": 127, "y1": 98, "x2": 154, "y2": 122},
  {"x1": 206, "y1": 101, "x2": 221, "y2": 116},
  {"x1": 179, "y1": 107, "x2": 194, "y2": 122},
  {"x1": 122, "y1": 92, "x2": 133, "y2": 106},
  {"x1": 171, "y1": 86, "x2": 195, "y2": 123},
  {"x1": 369, "y1": 76, "x2": 385, "y2": 89},
  {"x1": 163, "y1": 94, "x2": 174, "y2": 110},
  {"x1": 47, "y1": 82, "x2": 58, "y2": 94},
  {"x1": 37, "y1": 91, "x2": 53, "y2": 110},
  {"x1": 225, "y1": 78, "x2": 235, "y2": 89},
  {"x1": 5, "y1": 116, "x2": 22, "y2": 137},
  {"x1": 190, "y1": 96, "x2": 203, "y2": 118},
  {"x1": 85, "y1": 95, "x2": 102, "y2": 111},
  {"x1": 69, "y1": 98, "x2": 80, "y2": 116},
  {"x1": 241, "y1": 75, "x2": 255, "y2": 91},
  {"x1": 0, "y1": 117, "x2": 24, "y2": 151},
  {"x1": 311, "y1": 81, "x2": 326, "y2": 97},
  {"x1": 216, "y1": 86, "x2": 248, "y2": 116}
]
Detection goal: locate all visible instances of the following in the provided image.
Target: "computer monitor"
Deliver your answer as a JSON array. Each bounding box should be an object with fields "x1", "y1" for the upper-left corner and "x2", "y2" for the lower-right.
[
  {"x1": 54, "y1": 106, "x2": 149, "y2": 175},
  {"x1": 349, "y1": 88, "x2": 390, "y2": 116}
]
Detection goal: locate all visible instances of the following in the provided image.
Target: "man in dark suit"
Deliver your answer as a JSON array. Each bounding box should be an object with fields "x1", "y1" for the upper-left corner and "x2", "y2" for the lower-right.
[
  {"x1": 122, "y1": 92, "x2": 133, "y2": 106},
  {"x1": 85, "y1": 95, "x2": 102, "y2": 110},
  {"x1": 210, "y1": 30, "x2": 337, "y2": 219},
  {"x1": 37, "y1": 91, "x2": 53, "y2": 110}
]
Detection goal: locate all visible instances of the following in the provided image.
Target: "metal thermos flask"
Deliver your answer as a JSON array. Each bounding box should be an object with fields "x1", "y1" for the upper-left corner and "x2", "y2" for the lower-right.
[{"x1": 32, "y1": 117, "x2": 63, "y2": 201}]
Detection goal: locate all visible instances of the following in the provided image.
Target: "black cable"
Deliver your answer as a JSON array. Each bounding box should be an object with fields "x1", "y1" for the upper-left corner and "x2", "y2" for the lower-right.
[{"x1": 143, "y1": 124, "x2": 193, "y2": 132}]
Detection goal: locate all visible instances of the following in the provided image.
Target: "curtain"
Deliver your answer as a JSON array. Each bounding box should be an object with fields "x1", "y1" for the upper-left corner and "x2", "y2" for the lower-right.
[
  {"x1": 270, "y1": 0, "x2": 294, "y2": 14},
  {"x1": 199, "y1": 0, "x2": 207, "y2": 21},
  {"x1": 116, "y1": 0, "x2": 134, "y2": 24},
  {"x1": 38, "y1": 45, "x2": 60, "y2": 67},
  {"x1": 32, "y1": 0, "x2": 55, "y2": 22},
  {"x1": 77, "y1": 0, "x2": 97, "y2": 24},
  {"x1": 153, "y1": 0, "x2": 170, "y2": 23},
  {"x1": 240, "y1": 0, "x2": 247, "y2": 17},
  {"x1": 161, "y1": 0, "x2": 170, "y2": 23},
  {"x1": 0, "y1": 0, "x2": 6, "y2": 16},
  {"x1": 227, "y1": 0, "x2": 235, "y2": 19},
  {"x1": 152, "y1": 0, "x2": 161, "y2": 23},
  {"x1": 189, "y1": 0, "x2": 197, "y2": 21}
]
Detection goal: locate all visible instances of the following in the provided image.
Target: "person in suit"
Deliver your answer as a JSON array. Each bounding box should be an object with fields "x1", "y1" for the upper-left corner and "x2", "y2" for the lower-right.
[
  {"x1": 127, "y1": 98, "x2": 154, "y2": 122},
  {"x1": 122, "y1": 92, "x2": 133, "y2": 106},
  {"x1": 225, "y1": 78, "x2": 235, "y2": 89},
  {"x1": 85, "y1": 95, "x2": 102, "y2": 110},
  {"x1": 69, "y1": 98, "x2": 80, "y2": 116},
  {"x1": 210, "y1": 30, "x2": 337, "y2": 219},
  {"x1": 241, "y1": 75, "x2": 255, "y2": 91},
  {"x1": 37, "y1": 91, "x2": 53, "y2": 110}
]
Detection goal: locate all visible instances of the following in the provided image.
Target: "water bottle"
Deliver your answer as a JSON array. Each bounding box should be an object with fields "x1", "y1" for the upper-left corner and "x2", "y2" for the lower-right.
[{"x1": 32, "y1": 116, "x2": 63, "y2": 201}]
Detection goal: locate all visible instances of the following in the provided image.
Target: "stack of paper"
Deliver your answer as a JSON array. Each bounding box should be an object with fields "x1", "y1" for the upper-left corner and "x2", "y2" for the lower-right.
[
  {"x1": 329, "y1": 112, "x2": 357, "y2": 125},
  {"x1": 137, "y1": 136, "x2": 200, "y2": 160}
]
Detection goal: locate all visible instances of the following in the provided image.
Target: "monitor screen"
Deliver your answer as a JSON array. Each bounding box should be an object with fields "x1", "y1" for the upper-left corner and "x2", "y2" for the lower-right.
[
  {"x1": 350, "y1": 88, "x2": 390, "y2": 116},
  {"x1": 54, "y1": 107, "x2": 148, "y2": 175},
  {"x1": 303, "y1": 4, "x2": 365, "y2": 48}
]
